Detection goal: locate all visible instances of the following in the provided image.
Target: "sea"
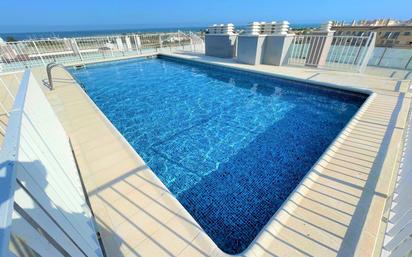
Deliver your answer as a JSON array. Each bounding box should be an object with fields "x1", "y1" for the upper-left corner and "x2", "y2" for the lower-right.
[{"x1": 0, "y1": 24, "x2": 319, "y2": 41}]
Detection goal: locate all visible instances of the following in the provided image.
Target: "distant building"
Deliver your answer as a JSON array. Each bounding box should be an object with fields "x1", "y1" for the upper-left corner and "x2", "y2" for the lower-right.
[
  {"x1": 332, "y1": 18, "x2": 403, "y2": 27},
  {"x1": 332, "y1": 25, "x2": 412, "y2": 48},
  {"x1": 405, "y1": 19, "x2": 412, "y2": 26},
  {"x1": 359, "y1": 18, "x2": 400, "y2": 26}
]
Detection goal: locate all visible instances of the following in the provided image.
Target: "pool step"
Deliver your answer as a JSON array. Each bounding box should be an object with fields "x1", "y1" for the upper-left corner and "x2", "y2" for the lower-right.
[{"x1": 74, "y1": 64, "x2": 86, "y2": 70}]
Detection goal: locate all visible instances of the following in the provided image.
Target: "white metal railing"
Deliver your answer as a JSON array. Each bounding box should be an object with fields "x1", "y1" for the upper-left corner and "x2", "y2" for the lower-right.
[
  {"x1": 0, "y1": 31, "x2": 204, "y2": 72},
  {"x1": 0, "y1": 70, "x2": 103, "y2": 256},
  {"x1": 188, "y1": 31, "x2": 205, "y2": 53},
  {"x1": 287, "y1": 33, "x2": 375, "y2": 72},
  {"x1": 381, "y1": 109, "x2": 412, "y2": 257},
  {"x1": 0, "y1": 75, "x2": 16, "y2": 134}
]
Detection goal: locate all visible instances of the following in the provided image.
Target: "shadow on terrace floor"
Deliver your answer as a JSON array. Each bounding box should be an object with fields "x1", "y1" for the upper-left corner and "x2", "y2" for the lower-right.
[
  {"x1": 4, "y1": 160, "x2": 106, "y2": 257},
  {"x1": 87, "y1": 163, "x2": 221, "y2": 257},
  {"x1": 247, "y1": 93, "x2": 405, "y2": 257},
  {"x1": 83, "y1": 95, "x2": 404, "y2": 257}
]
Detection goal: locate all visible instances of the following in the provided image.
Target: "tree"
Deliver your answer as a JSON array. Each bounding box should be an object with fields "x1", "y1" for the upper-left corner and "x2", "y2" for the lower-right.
[{"x1": 6, "y1": 36, "x2": 16, "y2": 42}]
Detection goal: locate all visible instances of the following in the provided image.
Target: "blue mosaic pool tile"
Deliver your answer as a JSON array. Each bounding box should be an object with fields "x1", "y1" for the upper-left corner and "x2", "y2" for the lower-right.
[{"x1": 70, "y1": 57, "x2": 367, "y2": 254}]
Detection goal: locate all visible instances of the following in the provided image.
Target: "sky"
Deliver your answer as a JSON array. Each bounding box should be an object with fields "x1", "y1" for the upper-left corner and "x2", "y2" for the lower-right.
[{"x1": 1, "y1": 0, "x2": 411, "y2": 32}]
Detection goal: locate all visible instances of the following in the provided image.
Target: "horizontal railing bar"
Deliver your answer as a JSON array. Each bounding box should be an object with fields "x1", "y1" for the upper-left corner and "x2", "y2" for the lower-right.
[
  {"x1": 0, "y1": 31, "x2": 204, "y2": 72},
  {"x1": 0, "y1": 70, "x2": 30, "y2": 257}
]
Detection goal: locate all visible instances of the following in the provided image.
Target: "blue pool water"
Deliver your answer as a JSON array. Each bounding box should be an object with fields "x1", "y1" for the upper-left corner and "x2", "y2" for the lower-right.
[{"x1": 70, "y1": 56, "x2": 367, "y2": 254}]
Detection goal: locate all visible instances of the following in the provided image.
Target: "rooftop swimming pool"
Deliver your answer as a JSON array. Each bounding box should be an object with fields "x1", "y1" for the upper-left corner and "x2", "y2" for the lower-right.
[{"x1": 69, "y1": 56, "x2": 367, "y2": 254}]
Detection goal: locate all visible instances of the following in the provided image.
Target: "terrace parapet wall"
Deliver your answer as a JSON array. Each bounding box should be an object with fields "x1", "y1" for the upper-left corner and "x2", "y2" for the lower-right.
[{"x1": 205, "y1": 34, "x2": 237, "y2": 58}]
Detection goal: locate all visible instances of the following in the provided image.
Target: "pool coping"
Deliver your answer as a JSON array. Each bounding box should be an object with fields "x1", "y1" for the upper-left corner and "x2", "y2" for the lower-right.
[
  {"x1": 34, "y1": 53, "x2": 411, "y2": 257},
  {"x1": 155, "y1": 54, "x2": 381, "y2": 256},
  {"x1": 159, "y1": 53, "x2": 411, "y2": 257},
  {"x1": 159, "y1": 54, "x2": 375, "y2": 96}
]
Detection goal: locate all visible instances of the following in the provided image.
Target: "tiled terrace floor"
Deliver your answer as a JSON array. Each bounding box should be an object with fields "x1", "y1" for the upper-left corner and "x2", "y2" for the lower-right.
[{"x1": 27, "y1": 52, "x2": 412, "y2": 257}]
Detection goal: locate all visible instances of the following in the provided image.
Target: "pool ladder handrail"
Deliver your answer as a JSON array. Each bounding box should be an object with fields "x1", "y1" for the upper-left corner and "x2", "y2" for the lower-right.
[{"x1": 46, "y1": 62, "x2": 84, "y2": 90}]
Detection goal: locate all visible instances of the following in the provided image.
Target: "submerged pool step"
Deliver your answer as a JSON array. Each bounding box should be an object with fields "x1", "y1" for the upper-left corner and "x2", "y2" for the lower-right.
[{"x1": 74, "y1": 64, "x2": 86, "y2": 70}]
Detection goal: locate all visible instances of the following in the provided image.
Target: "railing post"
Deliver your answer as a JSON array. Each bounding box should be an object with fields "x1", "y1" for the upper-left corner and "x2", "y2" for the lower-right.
[
  {"x1": 177, "y1": 31, "x2": 182, "y2": 50},
  {"x1": 115, "y1": 36, "x2": 124, "y2": 55},
  {"x1": 304, "y1": 21, "x2": 334, "y2": 68},
  {"x1": 0, "y1": 77, "x2": 15, "y2": 100},
  {"x1": 107, "y1": 37, "x2": 114, "y2": 57},
  {"x1": 32, "y1": 41, "x2": 45, "y2": 65},
  {"x1": 358, "y1": 32, "x2": 376, "y2": 73},
  {"x1": 0, "y1": 39, "x2": 5, "y2": 72},
  {"x1": 0, "y1": 70, "x2": 30, "y2": 257},
  {"x1": 134, "y1": 34, "x2": 142, "y2": 54},
  {"x1": 305, "y1": 33, "x2": 334, "y2": 68},
  {"x1": 159, "y1": 34, "x2": 163, "y2": 50},
  {"x1": 191, "y1": 33, "x2": 196, "y2": 52},
  {"x1": 405, "y1": 55, "x2": 412, "y2": 70},
  {"x1": 125, "y1": 36, "x2": 132, "y2": 52},
  {"x1": 352, "y1": 38, "x2": 364, "y2": 66},
  {"x1": 377, "y1": 47, "x2": 387, "y2": 66},
  {"x1": 70, "y1": 38, "x2": 83, "y2": 61}
]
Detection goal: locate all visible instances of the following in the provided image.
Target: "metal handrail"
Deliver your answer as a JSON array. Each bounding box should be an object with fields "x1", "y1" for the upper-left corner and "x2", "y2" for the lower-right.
[
  {"x1": 46, "y1": 62, "x2": 69, "y2": 90},
  {"x1": 45, "y1": 62, "x2": 88, "y2": 92},
  {"x1": 0, "y1": 70, "x2": 30, "y2": 257}
]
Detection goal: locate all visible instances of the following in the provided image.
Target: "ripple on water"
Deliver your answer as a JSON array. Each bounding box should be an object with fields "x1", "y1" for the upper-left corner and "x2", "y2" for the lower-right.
[{"x1": 70, "y1": 57, "x2": 367, "y2": 254}]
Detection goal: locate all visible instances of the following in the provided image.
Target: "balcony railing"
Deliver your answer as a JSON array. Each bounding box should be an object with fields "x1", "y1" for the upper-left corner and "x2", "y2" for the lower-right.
[
  {"x1": 381, "y1": 110, "x2": 412, "y2": 257},
  {"x1": 287, "y1": 33, "x2": 375, "y2": 72},
  {"x1": 369, "y1": 47, "x2": 412, "y2": 70},
  {"x1": 0, "y1": 70, "x2": 103, "y2": 256},
  {"x1": 0, "y1": 31, "x2": 205, "y2": 72}
]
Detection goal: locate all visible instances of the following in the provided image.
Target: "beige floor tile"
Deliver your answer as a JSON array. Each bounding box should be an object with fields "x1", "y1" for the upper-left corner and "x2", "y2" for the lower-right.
[
  {"x1": 84, "y1": 141, "x2": 126, "y2": 162},
  {"x1": 114, "y1": 204, "x2": 167, "y2": 250},
  {"x1": 27, "y1": 52, "x2": 411, "y2": 257},
  {"x1": 144, "y1": 226, "x2": 194, "y2": 256},
  {"x1": 132, "y1": 237, "x2": 175, "y2": 257},
  {"x1": 177, "y1": 232, "x2": 218, "y2": 257}
]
